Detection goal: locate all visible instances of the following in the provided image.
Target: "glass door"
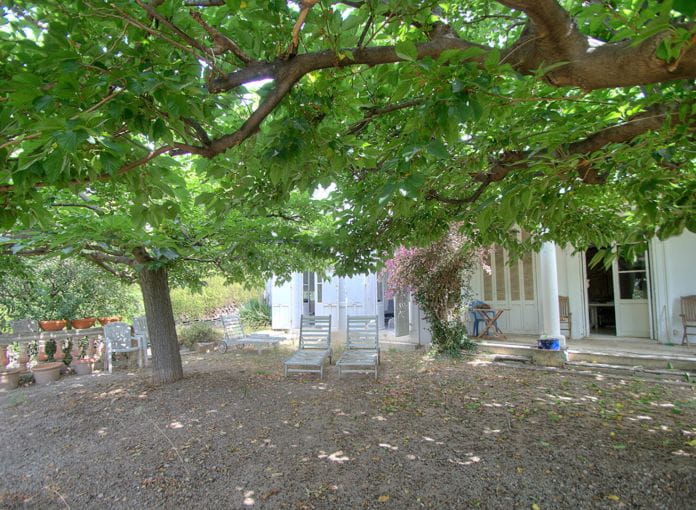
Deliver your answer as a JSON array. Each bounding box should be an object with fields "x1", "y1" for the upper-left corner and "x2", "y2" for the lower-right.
[{"x1": 614, "y1": 251, "x2": 651, "y2": 338}]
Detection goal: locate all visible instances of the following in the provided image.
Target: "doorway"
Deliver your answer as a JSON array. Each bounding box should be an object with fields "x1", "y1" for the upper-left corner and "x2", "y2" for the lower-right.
[
  {"x1": 584, "y1": 247, "x2": 651, "y2": 338},
  {"x1": 585, "y1": 247, "x2": 616, "y2": 335}
]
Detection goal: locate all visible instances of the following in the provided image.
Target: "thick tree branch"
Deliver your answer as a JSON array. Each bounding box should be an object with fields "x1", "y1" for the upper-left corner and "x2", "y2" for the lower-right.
[
  {"x1": 481, "y1": 104, "x2": 690, "y2": 185},
  {"x1": 209, "y1": 36, "x2": 489, "y2": 93},
  {"x1": 498, "y1": 0, "x2": 696, "y2": 89}
]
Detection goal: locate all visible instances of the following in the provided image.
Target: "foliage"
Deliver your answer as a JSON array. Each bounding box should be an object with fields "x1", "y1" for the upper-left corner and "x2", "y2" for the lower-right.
[
  {"x1": 0, "y1": 256, "x2": 140, "y2": 330},
  {"x1": 177, "y1": 322, "x2": 223, "y2": 349},
  {"x1": 44, "y1": 339, "x2": 56, "y2": 362},
  {"x1": 1, "y1": 1, "x2": 694, "y2": 380},
  {"x1": 0, "y1": 0, "x2": 692, "y2": 269},
  {"x1": 238, "y1": 298, "x2": 271, "y2": 331},
  {"x1": 385, "y1": 226, "x2": 479, "y2": 356},
  {"x1": 170, "y1": 276, "x2": 262, "y2": 322}
]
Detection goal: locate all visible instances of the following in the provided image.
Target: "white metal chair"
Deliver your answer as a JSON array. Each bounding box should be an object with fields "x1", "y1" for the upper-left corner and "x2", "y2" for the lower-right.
[
  {"x1": 217, "y1": 314, "x2": 284, "y2": 353},
  {"x1": 284, "y1": 315, "x2": 332, "y2": 379},
  {"x1": 337, "y1": 315, "x2": 380, "y2": 380},
  {"x1": 103, "y1": 322, "x2": 145, "y2": 373},
  {"x1": 132, "y1": 315, "x2": 149, "y2": 365}
]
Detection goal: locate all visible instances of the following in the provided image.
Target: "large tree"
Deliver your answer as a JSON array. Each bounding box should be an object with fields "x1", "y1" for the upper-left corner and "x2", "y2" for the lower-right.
[
  {"x1": 0, "y1": 177, "x2": 329, "y2": 383},
  {"x1": 0, "y1": 2, "x2": 694, "y2": 331}
]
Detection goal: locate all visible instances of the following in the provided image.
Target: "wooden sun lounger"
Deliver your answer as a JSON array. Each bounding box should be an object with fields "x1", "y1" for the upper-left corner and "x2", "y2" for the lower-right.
[
  {"x1": 337, "y1": 315, "x2": 380, "y2": 380},
  {"x1": 284, "y1": 315, "x2": 332, "y2": 379},
  {"x1": 218, "y1": 314, "x2": 285, "y2": 353}
]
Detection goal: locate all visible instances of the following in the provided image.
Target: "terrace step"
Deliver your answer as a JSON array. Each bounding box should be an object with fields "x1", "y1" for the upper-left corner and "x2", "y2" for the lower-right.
[
  {"x1": 566, "y1": 360, "x2": 694, "y2": 381},
  {"x1": 567, "y1": 349, "x2": 696, "y2": 372},
  {"x1": 476, "y1": 340, "x2": 696, "y2": 373},
  {"x1": 381, "y1": 341, "x2": 421, "y2": 351}
]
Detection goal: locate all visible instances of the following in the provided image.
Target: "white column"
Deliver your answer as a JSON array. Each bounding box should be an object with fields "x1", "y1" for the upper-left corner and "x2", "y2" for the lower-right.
[{"x1": 539, "y1": 241, "x2": 565, "y2": 347}]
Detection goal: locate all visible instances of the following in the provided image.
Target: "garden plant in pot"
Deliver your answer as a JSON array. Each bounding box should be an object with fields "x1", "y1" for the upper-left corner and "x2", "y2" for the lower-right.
[
  {"x1": 37, "y1": 290, "x2": 78, "y2": 332},
  {"x1": 32, "y1": 361, "x2": 63, "y2": 385}
]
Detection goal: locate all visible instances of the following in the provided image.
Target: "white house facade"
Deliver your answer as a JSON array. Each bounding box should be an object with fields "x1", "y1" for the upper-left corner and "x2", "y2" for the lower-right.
[
  {"x1": 469, "y1": 231, "x2": 696, "y2": 344},
  {"x1": 267, "y1": 231, "x2": 696, "y2": 345}
]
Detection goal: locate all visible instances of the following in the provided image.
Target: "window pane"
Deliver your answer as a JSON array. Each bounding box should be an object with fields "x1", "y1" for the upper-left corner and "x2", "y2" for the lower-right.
[
  {"x1": 494, "y1": 246, "x2": 506, "y2": 301},
  {"x1": 619, "y1": 272, "x2": 647, "y2": 299},
  {"x1": 619, "y1": 254, "x2": 646, "y2": 271},
  {"x1": 509, "y1": 259, "x2": 520, "y2": 301},
  {"x1": 482, "y1": 252, "x2": 493, "y2": 301},
  {"x1": 523, "y1": 252, "x2": 534, "y2": 300}
]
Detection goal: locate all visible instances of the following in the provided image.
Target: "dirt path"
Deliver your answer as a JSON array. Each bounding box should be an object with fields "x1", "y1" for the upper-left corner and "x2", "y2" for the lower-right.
[{"x1": 1, "y1": 349, "x2": 695, "y2": 509}]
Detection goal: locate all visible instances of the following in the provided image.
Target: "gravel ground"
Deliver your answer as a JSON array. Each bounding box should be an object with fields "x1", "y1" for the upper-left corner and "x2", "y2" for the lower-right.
[{"x1": 1, "y1": 348, "x2": 695, "y2": 509}]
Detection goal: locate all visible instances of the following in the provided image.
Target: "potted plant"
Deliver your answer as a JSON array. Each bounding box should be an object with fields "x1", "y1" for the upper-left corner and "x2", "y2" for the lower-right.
[
  {"x1": 0, "y1": 367, "x2": 22, "y2": 391},
  {"x1": 37, "y1": 291, "x2": 77, "y2": 331},
  {"x1": 97, "y1": 316, "x2": 122, "y2": 326},
  {"x1": 73, "y1": 357, "x2": 96, "y2": 376},
  {"x1": 31, "y1": 361, "x2": 63, "y2": 384}
]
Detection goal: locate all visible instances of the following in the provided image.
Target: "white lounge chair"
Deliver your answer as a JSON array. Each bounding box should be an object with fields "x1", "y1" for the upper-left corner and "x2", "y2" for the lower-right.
[
  {"x1": 217, "y1": 314, "x2": 284, "y2": 353},
  {"x1": 337, "y1": 315, "x2": 380, "y2": 380},
  {"x1": 284, "y1": 315, "x2": 332, "y2": 379},
  {"x1": 103, "y1": 322, "x2": 145, "y2": 372}
]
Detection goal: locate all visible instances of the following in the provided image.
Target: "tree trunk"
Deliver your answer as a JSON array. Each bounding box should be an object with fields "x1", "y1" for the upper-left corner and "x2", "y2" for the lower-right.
[{"x1": 138, "y1": 264, "x2": 183, "y2": 384}]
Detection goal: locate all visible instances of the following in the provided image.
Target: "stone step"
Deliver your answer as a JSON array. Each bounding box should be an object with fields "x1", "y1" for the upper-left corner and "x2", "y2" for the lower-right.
[
  {"x1": 475, "y1": 340, "x2": 696, "y2": 372},
  {"x1": 381, "y1": 341, "x2": 421, "y2": 351},
  {"x1": 567, "y1": 349, "x2": 696, "y2": 372},
  {"x1": 567, "y1": 361, "x2": 694, "y2": 381}
]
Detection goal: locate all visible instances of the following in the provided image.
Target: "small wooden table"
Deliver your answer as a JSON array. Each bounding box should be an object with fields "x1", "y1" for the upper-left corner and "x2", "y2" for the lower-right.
[{"x1": 472, "y1": 308, "x2": 507, "y2": 338}]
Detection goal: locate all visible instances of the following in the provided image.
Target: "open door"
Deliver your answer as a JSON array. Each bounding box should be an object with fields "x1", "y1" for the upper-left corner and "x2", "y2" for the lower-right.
[
  {"x1": 585, "y1": 247, "x2": 651, "y2": 338},
  {"x1": 614, "y1": 251, "x2": 651, "y2": 338}
]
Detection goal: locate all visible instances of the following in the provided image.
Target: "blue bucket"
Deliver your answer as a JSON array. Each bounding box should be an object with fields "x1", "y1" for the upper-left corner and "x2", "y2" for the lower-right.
[{"x1": 537, "y1": 338, "x2": 561, "y2": 351}]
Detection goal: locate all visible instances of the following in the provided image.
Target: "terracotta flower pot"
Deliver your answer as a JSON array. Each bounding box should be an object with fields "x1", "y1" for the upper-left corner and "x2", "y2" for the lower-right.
[
  {"x1": 97, "y1": 316, "x2": 122, "y2": 326},
  {"x1": 38, "y1": 320, "x2": 68, "y2": 331},
  {"x1": 71, "y1": 318, "x2": 96, "y2": 329},
  {"x1": 32, "y1": 362, "x2": 63, "y2": 385},
  {"x1": 0, "y1": 368, "x2": 22, "y2": 391},
  {"x1": 73, "y1": 359, "x2": 95, "y2": 376}
]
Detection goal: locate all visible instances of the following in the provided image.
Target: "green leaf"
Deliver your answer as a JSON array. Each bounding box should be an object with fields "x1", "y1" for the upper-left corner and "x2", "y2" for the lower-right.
[
  {"x1": 674, "y1": 0, "x2": 696, "y2": 16},
  {"x1": 54, "y1": 131, "x2": 77, "y2": 152},
  {"x1": 395, "y1": 41, "x2": 418, "y2": 62},
  {"x1": 426, "y1": 139, "x2": 449, "y2": 159}
]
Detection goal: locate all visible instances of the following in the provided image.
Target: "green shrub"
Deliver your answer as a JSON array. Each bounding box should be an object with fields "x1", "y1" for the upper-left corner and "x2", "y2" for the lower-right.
[
  {"x1": 0, "y1": 256, "x2": 141, "y2": 330},
  {"x1": 170, "y1": 276, "x2": 263, "y2": 322},
  {"x1": 239, "y1": 298, "x2": 271, "y2": 330},
  {"x1": 177, "y1": 322, "x2": 223, "y2": 349}
]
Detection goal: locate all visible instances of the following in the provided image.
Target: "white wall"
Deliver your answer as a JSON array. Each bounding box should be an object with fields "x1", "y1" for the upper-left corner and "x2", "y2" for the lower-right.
[{"x1": 653, "y1": 231, "x2": 696, "y2": 343}]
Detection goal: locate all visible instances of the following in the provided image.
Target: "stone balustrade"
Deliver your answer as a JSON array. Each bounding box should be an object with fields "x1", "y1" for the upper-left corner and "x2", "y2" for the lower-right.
[{"x1": 0, "y1": 328, "x2": 103, "y2": 372}]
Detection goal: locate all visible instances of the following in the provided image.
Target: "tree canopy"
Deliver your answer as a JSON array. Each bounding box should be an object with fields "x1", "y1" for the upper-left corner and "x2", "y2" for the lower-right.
[
  {"x1": 1, "y1": 0, "x2": 694, "y2": 264},
  {"x1": 1, "y1": 1, "x2": 695, "y2": 380}
]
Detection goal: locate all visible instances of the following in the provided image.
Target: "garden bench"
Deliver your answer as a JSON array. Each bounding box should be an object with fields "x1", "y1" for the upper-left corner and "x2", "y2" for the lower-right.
[{"x1": 284, "y1": 315, "x2": 332, "y2": 379}]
